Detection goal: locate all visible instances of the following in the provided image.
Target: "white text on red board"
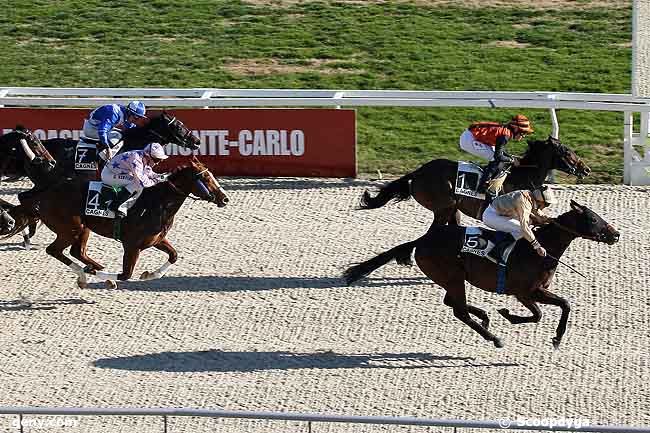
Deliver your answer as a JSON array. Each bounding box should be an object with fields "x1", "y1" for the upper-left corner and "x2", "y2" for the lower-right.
[{"x1": 2, "y1": 129, "x2": 306, "y2": 157}]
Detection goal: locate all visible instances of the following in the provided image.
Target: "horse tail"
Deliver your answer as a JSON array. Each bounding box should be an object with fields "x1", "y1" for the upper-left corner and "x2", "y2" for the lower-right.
[
  {"x1": 343, "y1": 239, "x2": 418, "y2": 285},
  {"x1": 358, "y1": 172, "x2": 414, "y2": 210},
  {"x1": 1, "y1": 204, "x2": 39, "y2": 240}
]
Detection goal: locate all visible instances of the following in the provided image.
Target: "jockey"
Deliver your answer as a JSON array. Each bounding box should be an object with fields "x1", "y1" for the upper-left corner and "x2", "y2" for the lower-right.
[
  {"x1": 481, "y1": 186, "x2": 555, "y2": 262},
  {"x1": 459, "y1": 114, "x2": 534, "y2": 195},
  {"x1": 100, "y1": 142, "x2": 168, "y2": 219},
  {"x1": 82, "y1": 101, "x2": 148, "y2": 161}
]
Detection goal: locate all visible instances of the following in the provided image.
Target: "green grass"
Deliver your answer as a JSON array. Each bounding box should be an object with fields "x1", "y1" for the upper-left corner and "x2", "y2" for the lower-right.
[{"x1": 0, "y1": 1, "x2": 633, "y2": 183}]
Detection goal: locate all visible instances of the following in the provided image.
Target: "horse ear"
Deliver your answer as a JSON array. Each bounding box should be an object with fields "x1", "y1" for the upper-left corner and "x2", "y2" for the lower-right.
[{"x1": 570, "y1": 199, "x2": 584, "y2": 213}]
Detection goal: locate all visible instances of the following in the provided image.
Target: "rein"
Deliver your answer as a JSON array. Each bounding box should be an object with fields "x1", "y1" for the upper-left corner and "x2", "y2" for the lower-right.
[
  {"x1": 550, "y1": 219, "x2": 612, "y2": 242},
  {"x1": 165, "y1": 168, "x2": 211, "y2": 201}
]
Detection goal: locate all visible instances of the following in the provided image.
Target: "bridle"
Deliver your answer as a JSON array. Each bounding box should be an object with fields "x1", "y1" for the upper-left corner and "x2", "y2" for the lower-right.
[
  {"x1": 550, "y1": 219, "x2": 615, "y2": 242},
  {"x1": 166, "y1": 167, "x2": 215, "y2": 201},
  {"x1": 149, "y1": 115, "x2": 196, "y2": 148}
]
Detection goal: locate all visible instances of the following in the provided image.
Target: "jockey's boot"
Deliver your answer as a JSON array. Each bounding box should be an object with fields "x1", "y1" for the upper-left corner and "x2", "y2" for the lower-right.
[
  {"x1": 109, "y1": 188, "x2": 133, "y2": 219},
  {"x1": 477, "y1": 160, "x2": 499, "y2": 194},
  {"x1": 488, "y1": 233, "x2": 516, "y2": 265}
]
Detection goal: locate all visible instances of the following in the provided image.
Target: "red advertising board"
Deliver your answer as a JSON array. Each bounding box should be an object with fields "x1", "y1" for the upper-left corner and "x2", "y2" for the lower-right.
[{"x1": 0, "y1": 108, "x2": 356, "y2": 177}]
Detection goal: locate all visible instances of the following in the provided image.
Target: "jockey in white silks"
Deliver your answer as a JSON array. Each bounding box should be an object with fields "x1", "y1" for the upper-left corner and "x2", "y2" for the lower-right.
[
  {"x1": 82, "y1": 101, "x2": 148, "y2": 161},
  {"x1": 481, "y1": 186, "x2": 555, "y2": 260},
  {"x1": 100, "y1": 142, "x2": 168, "y2": 219}
]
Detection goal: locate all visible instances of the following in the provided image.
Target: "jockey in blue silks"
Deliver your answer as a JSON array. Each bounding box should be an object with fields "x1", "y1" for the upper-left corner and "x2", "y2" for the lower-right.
[{"x1": 82, "y1": 101, "x2": 148, "y2": 161}]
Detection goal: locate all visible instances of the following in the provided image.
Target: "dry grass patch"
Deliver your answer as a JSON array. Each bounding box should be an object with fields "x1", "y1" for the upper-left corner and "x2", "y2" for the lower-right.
[
  {"x1": 489, "y1": 40, "x2": 532, "y2": 48},
  {"x1": 223, "y1": 58, "x2": 366, "y2": 75}
]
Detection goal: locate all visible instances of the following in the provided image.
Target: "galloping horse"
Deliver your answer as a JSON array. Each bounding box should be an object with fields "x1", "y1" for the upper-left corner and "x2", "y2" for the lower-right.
[
  {"x1": 0, "y1": 114, "x2": 200, "y2": 248},
  {"x1": 3, "y1": 157, "x2": 229, "y2": 289},
  {"x1": 0, "y1": 112, "x2": 200, "y2": 181},
  {"x1": 359, "y1": 136, "x2": 591, "y2": 224},
  {"x1": 344, "y1": 200, "x2": 619, "y2": 349}
]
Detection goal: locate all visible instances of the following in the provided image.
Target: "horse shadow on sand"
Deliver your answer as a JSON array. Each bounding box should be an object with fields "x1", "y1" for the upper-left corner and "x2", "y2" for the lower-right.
[
  {"x1": 0, "y1": 298, "x2": 95, "y2": 312},
  {"x1": 86, "y1": 275, "x2": 430, "y2": 293},
  {"x1": 94, "y1": 350, "x2": 521, "y2": 372},
  {"x1": 221, "y1": 177, "x2": 381, "y2": 192}
]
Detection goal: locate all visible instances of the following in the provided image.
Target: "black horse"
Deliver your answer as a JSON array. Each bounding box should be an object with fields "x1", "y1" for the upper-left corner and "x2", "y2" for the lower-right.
[
  {"x1": 0, "y1": 111, "x2": 200, "y2": 181},
  {"x1": 359, "y1": 136, "x2": 591, "y2": 224},
  {"x1": 344, "y1": 200, "x2": 620, "y2": 349}
]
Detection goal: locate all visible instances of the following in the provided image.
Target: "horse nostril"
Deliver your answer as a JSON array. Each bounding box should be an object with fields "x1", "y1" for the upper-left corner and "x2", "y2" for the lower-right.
[{"x1": 222, "y1": 196, "x2": 229, "y2": 204}]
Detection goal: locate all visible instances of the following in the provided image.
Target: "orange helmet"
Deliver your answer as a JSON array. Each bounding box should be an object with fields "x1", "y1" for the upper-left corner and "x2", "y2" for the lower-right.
[{"x1": 508, "y1": 114, "x2": 534, "y2": 134}]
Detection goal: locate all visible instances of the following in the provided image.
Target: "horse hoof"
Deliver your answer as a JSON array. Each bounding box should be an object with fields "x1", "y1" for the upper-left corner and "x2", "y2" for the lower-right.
[
  {"x1": 552, "y1": 337, "x2": 561, "y2": 349},
  {"x1": 105, "y1": 280, "x2": 117, "y2": 290},
  {"x1": 140, "y1": 271, "x2": 150, "y2": 280},
  {"x1": 77, "y1": 277, "x2": 88, "y2": 290},
  {"x1": 493, "y1": 338, "x2": 504, "y2": 348}
]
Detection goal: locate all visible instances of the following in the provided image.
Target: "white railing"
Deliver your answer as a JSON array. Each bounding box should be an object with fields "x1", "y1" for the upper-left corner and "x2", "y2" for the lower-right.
[
  {"x1": 1, "y1": 87, "x2": 650, "y2": 184},
  {"x1": 0, "y1": 407, "x2": 647, "y2": 433}
]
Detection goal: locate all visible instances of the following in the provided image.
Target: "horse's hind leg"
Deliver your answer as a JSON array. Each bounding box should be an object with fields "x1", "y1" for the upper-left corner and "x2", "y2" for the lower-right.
[
  {"x1": 443, "y1": 290, "x2": 503, "y2": 348},
  {"x1": 140, "y1": 238, "x2": 178, "y2": 280},
  {"x1": 498, "y1": 295, "x2": 542, "y2": 325},
  {"x1": 70, "y1": 228, "x2": 104, "y2": 271}
]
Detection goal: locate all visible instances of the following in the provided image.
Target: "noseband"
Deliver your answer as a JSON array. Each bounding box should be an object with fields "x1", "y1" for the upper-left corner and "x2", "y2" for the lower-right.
[{"x1": 550, "y1": 219, "x2": 614, "y2": 242}]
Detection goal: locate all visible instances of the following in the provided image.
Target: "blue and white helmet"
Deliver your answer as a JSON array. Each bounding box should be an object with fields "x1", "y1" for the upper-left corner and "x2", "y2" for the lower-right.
[
  {"x1": 145, "y1": 142, "x2": 168, "y2": 160},
  {"x1": 126, "y1": 100, "x2": 146, "y2": 118}
]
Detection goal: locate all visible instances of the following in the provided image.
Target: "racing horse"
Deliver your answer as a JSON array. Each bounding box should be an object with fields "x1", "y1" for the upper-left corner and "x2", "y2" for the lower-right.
[
  {"x1": 3, "y1": 157, "x2": 229, "y2": 289},
  {"x1": 0, "y1": 128, "x2": 59, "y2": 248},
  {"x1": 0, "y1": 111, "x2": 200, "y2": 181},
  {"x1": 343, "y1": 200, "x2": 619, "y2": 349},
  {"x1": 359, "y1": 136, "x2": 591, "y2": 224},
  {"x1": 0, "y1": 114, "x2": 200, "y2": 247}
]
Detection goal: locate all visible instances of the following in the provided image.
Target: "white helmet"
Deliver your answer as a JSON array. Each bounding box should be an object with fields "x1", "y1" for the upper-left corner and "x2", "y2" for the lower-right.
[{"x1": 145, "y1": 142, "x2": 168, "y2": 160}]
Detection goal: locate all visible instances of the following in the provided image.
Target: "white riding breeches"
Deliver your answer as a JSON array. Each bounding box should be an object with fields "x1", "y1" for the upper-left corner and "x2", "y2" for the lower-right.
[
  {"x1": 482, "y1": 205, "x2": 524, "y2": 240},
  {"x1": 100, "y1": 166, "x2": 143, "y2": 215},
  {"x1": 459, "y1": 129, "x2": 496, "y2": 161}
]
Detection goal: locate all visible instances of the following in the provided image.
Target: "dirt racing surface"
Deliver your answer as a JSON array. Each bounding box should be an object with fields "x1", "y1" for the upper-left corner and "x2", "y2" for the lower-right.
[{"x1": 0, "y1": 178, "x2": 648, "y2": 432}]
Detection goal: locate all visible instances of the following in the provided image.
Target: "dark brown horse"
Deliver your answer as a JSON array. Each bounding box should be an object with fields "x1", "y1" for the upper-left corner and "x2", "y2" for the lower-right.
[
  {"x1": 0, "y1": 128, "x2": 58, "y2": 248},
  {"x1": 4, "y1": 157, "x2": 228, "y2": 289},
  {"x1": 359, "y1": 136, "x2": 591, "y2": 224},
  {"x1": 343, "y1": 200, "x2": 619, "y2": 349}
]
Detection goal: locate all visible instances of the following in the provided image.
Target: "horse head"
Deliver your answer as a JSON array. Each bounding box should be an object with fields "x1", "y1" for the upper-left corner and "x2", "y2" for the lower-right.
[
  {"x1": 146, "y1": 112, "x2": 201, "y2": 151},
  {"x1": 556, "y1": 200, "x2": 620, "y2": 245},
  {"x1": 0, "y1": 127, "x2": 57, "y2": 180},
  {"x1": 525, "y1": 136, "x2": 591, "y2": 179},
  {"x1": 169, "y1": 156, "x2": 229, "y2": 207}
]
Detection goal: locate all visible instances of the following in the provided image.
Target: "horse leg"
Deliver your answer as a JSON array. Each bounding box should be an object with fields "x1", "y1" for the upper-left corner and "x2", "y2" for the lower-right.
[
  {"x1": 45, "y1": 234, "x2": 87, "y2": 288},
  {"x1": 532, "y1": 289, "x2": 571, "y2": 349},
  {"x1": 443, "y1": 291, "x2": 503, "y2": 348},
  {"x1": 70, "y1": 228, "x2": 104, "y2": 271},
  {"x1": 466, "y1": 305, "x2": 490, "y2": 329},
  {"x1": 498, "y1": 296, "x2": 542, "y2": 325},
  {"x1": 140, "y1": 238, "x2": 178, "y2": 280},
  {"x1": 94, "y1": 245, "x2": 141, "y2": 284}
]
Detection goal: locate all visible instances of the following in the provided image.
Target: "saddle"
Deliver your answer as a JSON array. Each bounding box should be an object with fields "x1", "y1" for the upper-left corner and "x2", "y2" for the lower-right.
[
  {"x1": 455, "y1": 161, "x2": 510, "y2": 203},
  {"x1": 84, "y1": 181, "x2": 124, "y2": 218},
  {"x1": 460, "y1": 227, "x2": 516, "y2": 295},
  {"x1": 460, "y1": 227, "x2": 516, "y2": 266}
]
